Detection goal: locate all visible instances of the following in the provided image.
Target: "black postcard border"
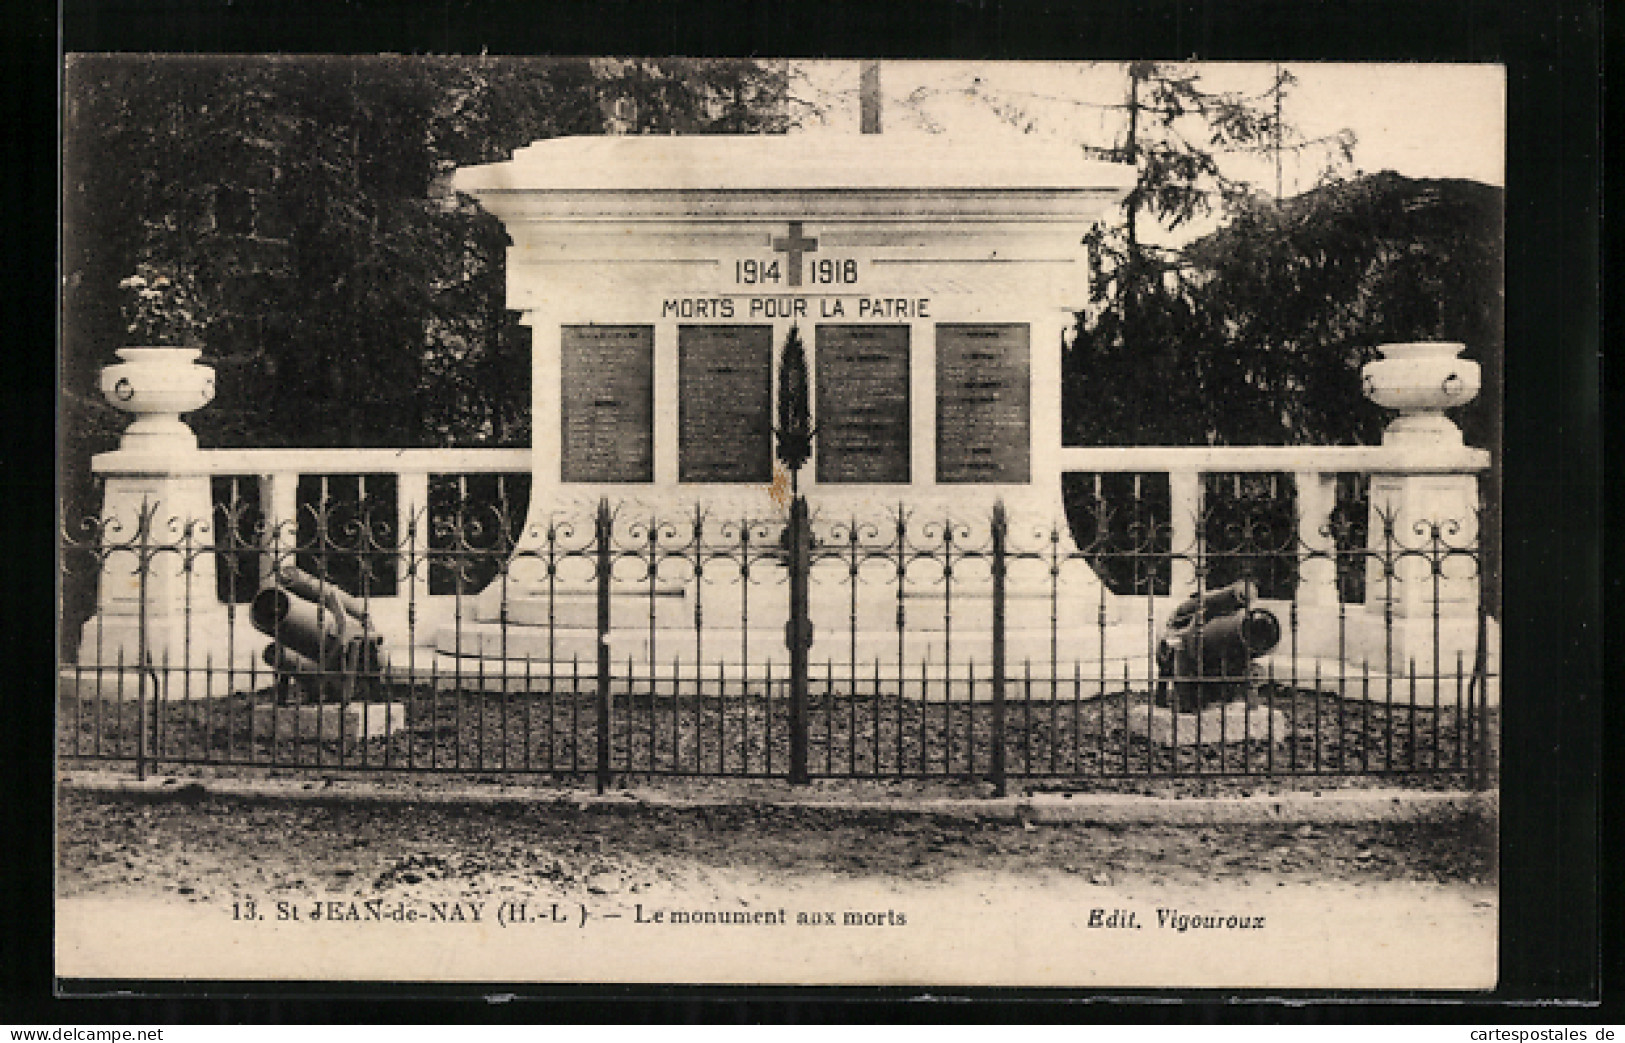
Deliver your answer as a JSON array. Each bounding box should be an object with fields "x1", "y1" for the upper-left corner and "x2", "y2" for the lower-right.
[{"x1": 10, "y1": 0, "x2": 1608, "y2": 1021}]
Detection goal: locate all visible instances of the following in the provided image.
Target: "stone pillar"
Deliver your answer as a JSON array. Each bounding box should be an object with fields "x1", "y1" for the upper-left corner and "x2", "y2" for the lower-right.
[
  {"x1": 397, "y1": 468, "x2": 432, "y2": 607},
  {"x1": 1029, "y1": 311, "x2": 1073, "y2": 528},
  {"x1": 525, "y1": 308, "x2": 562, "y2": 503},
  {"x1": 1295, "y1": 470, "x2": 1340, "y2": 607},
  {"x1": 259, "y1": 469, "x2": 300, "y2": 552},
  {"x1": 1362, "y1": 342, "x2": 1482, "y2": 618},
  {"x1": 1367, "y1": 472, "x2": 1482, "y2": 620},
  {"x1": 1168, "y1": 469, "x2": 1202, "y2": 597},
  {"x1": 1358, "y1": 342, "x2": 1485, "y2": 673},
  {"x1": 78, "y1": 348, "x2": 218, "y2": 673}
]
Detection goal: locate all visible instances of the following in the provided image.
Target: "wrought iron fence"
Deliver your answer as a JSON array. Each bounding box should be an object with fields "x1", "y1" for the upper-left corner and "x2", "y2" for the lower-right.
[{"x1": 59, "y1": 477, "x2": 1497, "y2": 793}]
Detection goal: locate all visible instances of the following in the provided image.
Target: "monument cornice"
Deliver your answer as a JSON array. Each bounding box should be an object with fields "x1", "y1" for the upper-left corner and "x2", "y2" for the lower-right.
[
  {"x1": 454, "y1": 134, "x2": 1139, "y2": 194},
  {"x1": 469, "y1": 189, "x2": 1130, "y2": 225}
]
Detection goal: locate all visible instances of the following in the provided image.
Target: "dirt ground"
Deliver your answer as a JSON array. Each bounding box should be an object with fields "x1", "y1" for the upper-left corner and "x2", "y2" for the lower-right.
[
  {"x1": 54, "y1": 780, "x2": 1500, "y2": 988},
  {"x1": 57, "y1": 780, "x2": 1495, "y2": 900}
]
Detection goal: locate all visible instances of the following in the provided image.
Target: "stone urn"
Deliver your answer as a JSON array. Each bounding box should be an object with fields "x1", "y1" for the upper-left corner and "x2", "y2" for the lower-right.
[
  {"x1": 1360, "y1": 341, "x2": 1480, "y2": 446},
  {"x1": 99, "y1": 346, "x2": 216, "y2": 453}
]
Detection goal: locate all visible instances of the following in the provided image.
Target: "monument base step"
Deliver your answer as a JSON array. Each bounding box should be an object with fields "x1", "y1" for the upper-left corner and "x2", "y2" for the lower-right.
[
  {"x1": 461, "y1": 584, "x2": 1121, "y2": 632},
  {"x1": 481, "y1": 588, "x2": 686, "y2": 629},
  {"x1": 380, "y1": 650, "x2": 1498, "y2": 707},
  {"x1": 431, "y1": 621, "x2": 1154, "y2": 668},
  {"x1": 386, "y1": 658, "x2": 1156, "y2": 700}
]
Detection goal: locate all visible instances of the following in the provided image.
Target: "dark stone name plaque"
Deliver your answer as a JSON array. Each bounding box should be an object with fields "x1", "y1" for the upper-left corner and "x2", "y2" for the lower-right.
[
  {"x1": 679, "y1": 325, "x2": 773, "y2": 483},
  {"x1": 561, "y1": 325, "x2": 654, "y2": 483},
  {"x1": 936, "y1": 323, "x2": 1030, "y2": 484},
  {"x1": 815, "y1": 325, "x2": 911, "y2": 484}
]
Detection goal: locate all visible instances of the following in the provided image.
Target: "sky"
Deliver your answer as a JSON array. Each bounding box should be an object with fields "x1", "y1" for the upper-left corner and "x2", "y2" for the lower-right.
[{"x1": 787, "y1": 61, "x2": 1505, "y2": 240}]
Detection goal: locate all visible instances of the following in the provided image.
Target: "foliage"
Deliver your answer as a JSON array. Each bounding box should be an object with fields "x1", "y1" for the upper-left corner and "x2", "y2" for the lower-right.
[
  {"x1": 1056, "y1": 67, "x2": 1501, "y2": 610},
  {"x1": 1065, "y1": 170, "x2": 1504, "y2": 613},
  {"x1": 1071, "y1": 64, "x2": 1350, "y2": 259},
  {"x1": 1065, "y1": 173, "x2": 1503, "y2": 449},
  {"x1": 1091, "y1": 64, "x2": 1285, "y2": 247},
  {"x1": 117, "y1": 263, "x2": 203, "y2": 347},
  {"x1": 1063, "y1": 62, "x2": 1368, "y2": 447},
  {"x1": 1185, "y1": 173, "x2": 1502, "y2": 447},
  {"x1": 62, "y1": 55, "x2": 791, "y2": 460}
]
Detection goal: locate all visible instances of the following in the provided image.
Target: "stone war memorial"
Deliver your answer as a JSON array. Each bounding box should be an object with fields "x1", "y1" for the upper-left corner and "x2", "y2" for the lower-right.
[
  {"x1": 65, "y1": 91, "x2": 1497, "y2": 786},
  {"x1": 442, "y1": 134, "x2": 1142, "y2": 672}
]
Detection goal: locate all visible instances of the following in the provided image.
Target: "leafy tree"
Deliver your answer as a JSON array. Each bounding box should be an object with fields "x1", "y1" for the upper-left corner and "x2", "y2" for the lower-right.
[
  {"x1": 62, "y1": 55, "x2": 792, "y2": 460},
  {"x1": 60, "y1": 57, "x2": 792, "y2": 506},
  {"x1": 1180, "y1": 173, "x2": 1503, "y2": 448},
  {"x1": 1063, "y1": 172, "x2": 1502, "y2": 448},
  {"x1": 1045, "y1": 64, "x2": 1498, "y2": 610},
  {"x1": 1063, "y1": 62, "x2": 1356, "y2": 446},
  {"x1": 1068, "y1": 172, "x2": 1504, "y2": 607}
]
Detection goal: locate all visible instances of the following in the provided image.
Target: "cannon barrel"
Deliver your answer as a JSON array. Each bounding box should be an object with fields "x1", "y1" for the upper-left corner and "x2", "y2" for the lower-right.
[
  {"x1": 271, "y1": 565, "x2": 370, "y2": 624},
  {"x1": 1180, "y1": 607, "x2": 1281, "y2": 664},
  {"x1": 259, "y1": 636, "x2": 385, "y2": 674},
  {"x1": 262, "y1": 642, "x2": 322, "y2": 674},
  {"x1": 1240, "y1": 607, "x2": 1280, "y2": 656},
  {"x1": 1158, "y1": 582, "x2": 1279, "y2": 712},
  {"x1": 250, "y1": 587, "x2": 350, "y2": 667},
  {"x1": 1166, "y1": 579, "x2": 1257, "y2": 630},
  {"x1": 1160, "y1": 606, "x2": 1281, "y2": 676},
  {"x1": 251, "y1": 571, "x2": 389, "y2": 704}
]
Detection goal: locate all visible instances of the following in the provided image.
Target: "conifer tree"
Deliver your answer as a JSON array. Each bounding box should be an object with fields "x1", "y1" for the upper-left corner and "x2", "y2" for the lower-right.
[
  {"x1": 774, "y1": 325, "x2": 813, "y2": 491},
  {"x1": 1065, "y1": 62, "x2": 1355, "y2": 446}
]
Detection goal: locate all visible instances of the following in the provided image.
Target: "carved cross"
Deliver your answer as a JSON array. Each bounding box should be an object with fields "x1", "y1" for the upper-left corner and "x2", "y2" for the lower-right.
[{"x1": 771, "y1": 221, "x2": 819, "y2": 286}]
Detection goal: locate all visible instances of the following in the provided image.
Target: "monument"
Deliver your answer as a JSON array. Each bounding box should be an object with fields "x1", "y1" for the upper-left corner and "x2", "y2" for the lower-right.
[{"x1": 442, "y1": 135, "x2": 1138, "y2": 668}]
